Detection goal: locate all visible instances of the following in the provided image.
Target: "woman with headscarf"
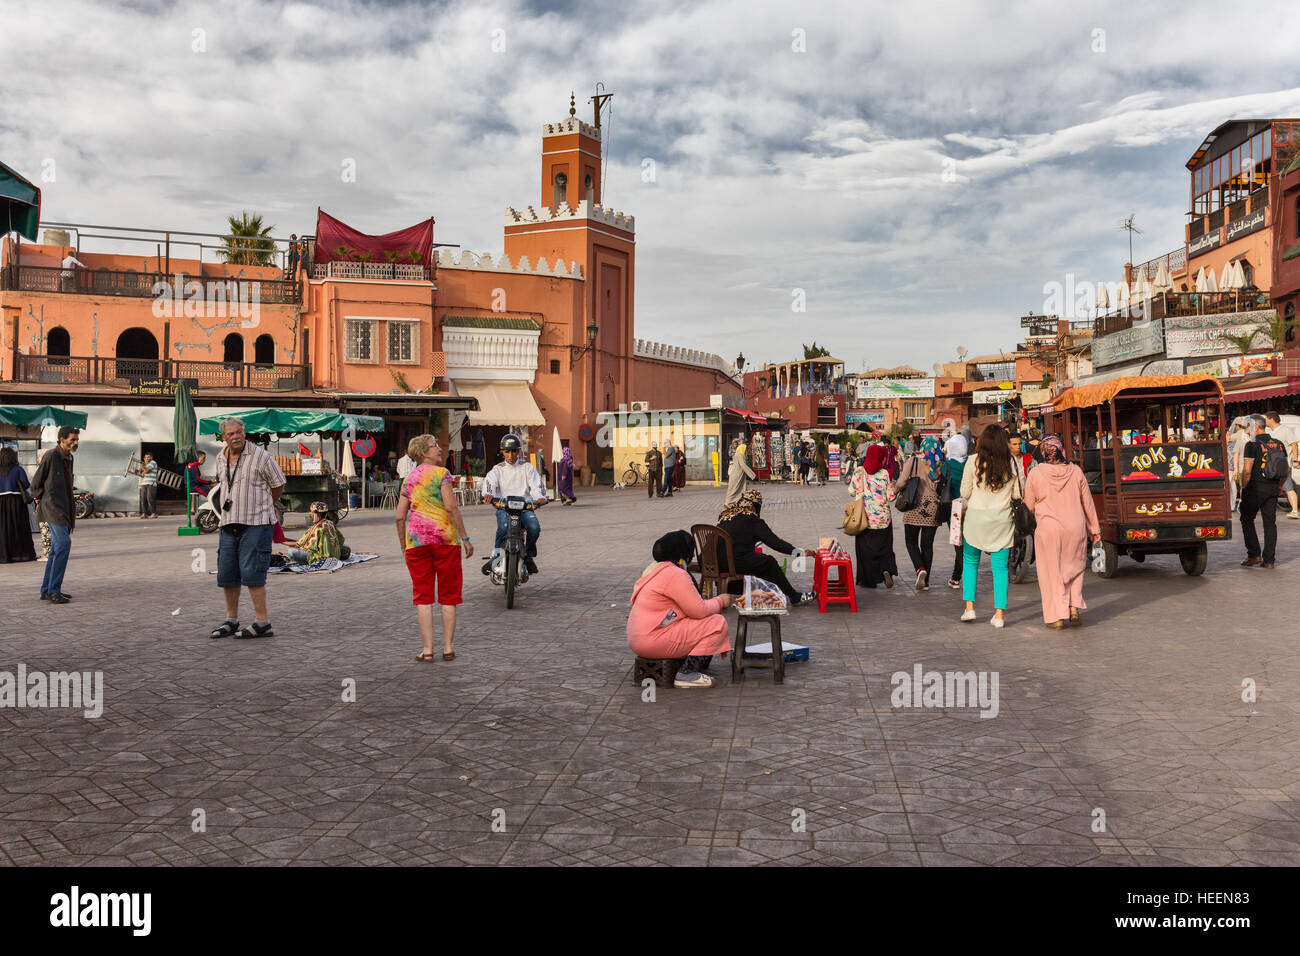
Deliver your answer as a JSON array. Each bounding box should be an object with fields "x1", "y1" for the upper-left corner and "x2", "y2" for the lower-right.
[
  {"x1": 895, "y1": 435, "x2": 943, "y2": 590},
  {"x1": 847, "y1": 443, "x2": 898, "y2": 588},
  {"x1": 0, "y1": 447, "x2": 37, "y2": 563},
  {"x1": 1023, "y1": 434, "x2": 1101, "y2": 629},
  {"x1": 725, "y1": 441, "x2": 755, "y2": 505},
  {"x1": 556, "y1": 446, "x2": 577, "y2": 505},
  {"x1": 628, "y1": 531, "x2": 732, "y2": 689},
  {"x1": 716, "y1": 490, "x2": 815, "y2": 605},
  {"x1": 941, "y1": 432, "x2": 968, "y2": 589},
  {"x1": 959, "y1": 424, "x2": 1023, "y2": 627}
]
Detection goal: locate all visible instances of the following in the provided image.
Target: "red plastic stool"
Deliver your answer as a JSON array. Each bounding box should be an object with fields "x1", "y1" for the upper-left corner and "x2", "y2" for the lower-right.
[{"x1": 815, "y1": 555, "x2": 857, "y2": 613}]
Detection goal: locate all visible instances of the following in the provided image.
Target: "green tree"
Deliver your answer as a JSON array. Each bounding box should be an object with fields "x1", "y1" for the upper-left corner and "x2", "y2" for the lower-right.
[
  {"x1": 802, "y1": 341, "x2": 831, "y2": 359},
  {"x1": 218, "y1": 211, "x2": 276, "y2": 266},
  {"x1": 1216, "y1": 330, "x2": 1263, "y2": 356}
]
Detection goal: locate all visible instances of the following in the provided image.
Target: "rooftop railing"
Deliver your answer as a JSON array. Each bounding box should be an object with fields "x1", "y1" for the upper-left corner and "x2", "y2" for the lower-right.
[
  {"x1": 13, "y1": 354, "x2": 311, "y2": 390},
  {"x1": 1, "y1": 263, "x2": 300, "y2": 304},
  {"x1": 1094, "y1": 290, "x2": 1273, "y2": 335}
]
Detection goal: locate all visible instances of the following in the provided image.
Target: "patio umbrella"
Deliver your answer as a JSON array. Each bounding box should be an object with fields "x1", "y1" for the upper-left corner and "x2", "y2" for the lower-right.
[
  {"x1": 1194, "y1": 267, "x2": 1207, "y2": 293},
  {"x1": 341, "y1": 439, "x2": 356, "y2": 478},
  {"x1": 1153, "y1": 257, "x2": 1173, "y2": 293},
  {"x1": 551, "y1": 426, "x2": 562, "y2": 498},
  {"x1": 1095, "y1": 281, "x2": 1109, "y2": 313},
  {"x1": 0, "y1": 160, "x2": 41, "y2": 241},
  {"x1": 1205, "y1": 267, "x2": 1219, "y2": 294},
  {"x1": 172, "y1": 380, "x2": 198, "y2": 532}
]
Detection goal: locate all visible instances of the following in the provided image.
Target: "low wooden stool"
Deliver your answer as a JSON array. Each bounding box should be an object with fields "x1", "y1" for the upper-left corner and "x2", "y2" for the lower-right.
[
  {"x1": 732, "y1": 614, "x2": 785, "y2": 685},
  {"x1": 634, "y1": 656, "x2": 684, "y2": 688}
]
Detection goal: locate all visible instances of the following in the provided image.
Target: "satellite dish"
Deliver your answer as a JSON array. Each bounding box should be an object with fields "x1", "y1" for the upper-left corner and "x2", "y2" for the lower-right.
[{"x1": 956, "y1": 346, "x2": 969, "y2": 360}]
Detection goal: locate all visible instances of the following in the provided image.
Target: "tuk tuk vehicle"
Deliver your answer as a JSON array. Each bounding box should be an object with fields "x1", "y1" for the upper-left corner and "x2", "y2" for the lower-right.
[{"x1": 1041, "y1": 375, "x2": 1230, "y2": 578}]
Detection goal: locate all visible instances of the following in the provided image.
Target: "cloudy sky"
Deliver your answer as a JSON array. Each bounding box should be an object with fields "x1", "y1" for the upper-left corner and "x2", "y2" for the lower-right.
[{"x1": 6, "y1": 0, "x2": 1300, "y2": 371}]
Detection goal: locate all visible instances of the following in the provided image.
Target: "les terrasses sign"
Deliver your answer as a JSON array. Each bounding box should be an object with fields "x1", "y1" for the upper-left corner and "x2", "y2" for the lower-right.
[{"x1": 1188, "y1": 208, "x2": 1266, "y2": 259}]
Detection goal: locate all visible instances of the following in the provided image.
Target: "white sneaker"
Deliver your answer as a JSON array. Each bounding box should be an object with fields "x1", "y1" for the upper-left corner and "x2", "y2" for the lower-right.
[
  {"x1": 916, "y1": 570, "x2": 928, "y2": 590},
  {"x1": 1288, "y1": 512, "x2": 1299, "y2": 519},
  {"x1": 990, "y1": 616, "x2": 1005, "y2": 629},
  {"x1": 674, "y1": 671, "x2": 715, "y2": 689},
  {"x1": 960, "y1": 608, "x2": 976, "y2": 622}
]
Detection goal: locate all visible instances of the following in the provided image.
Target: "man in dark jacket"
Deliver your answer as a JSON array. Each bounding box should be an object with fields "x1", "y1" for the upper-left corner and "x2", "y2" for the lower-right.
[
  {"x1": 28, "y1": 426, "x2": 80, "y2": 603},
  {"x1": 644, "y1": 442, "x2": 663, "y2": 500}
]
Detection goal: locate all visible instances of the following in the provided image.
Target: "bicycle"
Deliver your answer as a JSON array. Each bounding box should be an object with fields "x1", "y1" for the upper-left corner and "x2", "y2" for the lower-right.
[{"x1": 620, "y1": 460, "x2": 649, "y2": 486}]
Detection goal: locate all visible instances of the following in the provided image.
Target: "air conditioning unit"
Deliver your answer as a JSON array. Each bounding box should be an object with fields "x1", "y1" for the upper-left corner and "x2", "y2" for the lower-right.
[{"x1": 630, "y1": 401, "x2": 650, "y2": 412}]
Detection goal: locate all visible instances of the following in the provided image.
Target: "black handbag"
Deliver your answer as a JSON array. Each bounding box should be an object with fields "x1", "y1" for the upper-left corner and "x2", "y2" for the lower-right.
[
  {"x1": 1011, "y1": 470, "x2": 1036, "y2": 536},
  {"x1": 895, "y1": 460, "x2": 921, "y2": 512},
  {"x1": 937, "y1": 469, "x2": 954, "y2": 505}
]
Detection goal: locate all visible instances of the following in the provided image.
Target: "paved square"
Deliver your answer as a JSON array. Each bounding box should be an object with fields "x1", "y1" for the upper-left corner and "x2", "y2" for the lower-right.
[{"x1": 3, "y1": 484, "x2": 1299, "y2": 866}]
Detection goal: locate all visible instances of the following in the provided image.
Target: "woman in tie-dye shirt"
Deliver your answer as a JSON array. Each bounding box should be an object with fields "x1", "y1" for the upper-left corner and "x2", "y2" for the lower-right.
[{"x1": 396, "y1": 435, "x2": 474, "y2": 662}]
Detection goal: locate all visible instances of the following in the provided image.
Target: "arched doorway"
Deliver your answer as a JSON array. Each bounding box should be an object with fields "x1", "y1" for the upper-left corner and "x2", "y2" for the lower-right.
[
  {"x1": 47, "y1": 326, "x2": 71, "y2": 366},
  {"x1": 223, "y1": 332, "x2": 244, "y2": 365},
  {"x1": 115, "y1": 328, "x2": 159, "y2": 379},
  {"x1": 254, "y1": 334, "x2": 275, "y2": 366}
]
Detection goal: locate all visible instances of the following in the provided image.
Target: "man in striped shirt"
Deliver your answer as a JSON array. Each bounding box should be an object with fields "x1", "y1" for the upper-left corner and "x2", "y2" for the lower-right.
[{"x1": 209, "y1": 418, "x2": 286, "y2": 639}]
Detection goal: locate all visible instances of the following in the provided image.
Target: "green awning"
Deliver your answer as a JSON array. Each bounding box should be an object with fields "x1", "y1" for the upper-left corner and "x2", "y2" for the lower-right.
[
  {"x1": 0, "y1": 161, "x2": 41, "y2": 241},
  {"x1": 198, "y1": 408, "x2": 385, "y2": 436},
  {"x1": 0, "y1": 405, "x2": 88, "y2": 428}
]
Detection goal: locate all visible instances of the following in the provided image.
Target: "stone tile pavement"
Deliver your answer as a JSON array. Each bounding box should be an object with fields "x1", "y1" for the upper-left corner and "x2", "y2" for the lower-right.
[{"x1": 3, "y1": 482, "x2": 1299, "y2": 866}]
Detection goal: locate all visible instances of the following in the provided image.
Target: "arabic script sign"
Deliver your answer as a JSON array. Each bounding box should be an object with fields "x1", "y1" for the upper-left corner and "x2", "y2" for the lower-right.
[
  {"x1": 1120, "y1": 442, "x2": 1224, "y2": 482},
  {"x1": 1128, "y1": 497, "x2": 1216, "y2": 519}
]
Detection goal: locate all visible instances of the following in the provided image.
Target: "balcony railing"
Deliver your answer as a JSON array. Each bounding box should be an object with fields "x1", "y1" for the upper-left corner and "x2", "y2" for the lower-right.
[
  {"x1": 312, "y1": 261, "x2": 432, "y2": 281},
  {"x1": 1131, "y1": 247, "x2": 1188, "y2": 281},
  {"x1": 13, "y1": 354, "x2": 311, "y2": 390},
  {"x1": 1095, "y1": 291, "x2": 1273, "y2": 335},
  {"x1": 1, "y1": 264, "x2": 300, "y2": 304}
]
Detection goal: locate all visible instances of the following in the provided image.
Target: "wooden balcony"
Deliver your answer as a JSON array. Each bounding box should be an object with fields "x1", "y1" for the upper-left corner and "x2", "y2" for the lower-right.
[
  {"x1": 1095, "y1": 291, "x2": 1273, "y2": 336},
  {"x1": 13, "y1": 354, "x2": 311, "y2": 391}
]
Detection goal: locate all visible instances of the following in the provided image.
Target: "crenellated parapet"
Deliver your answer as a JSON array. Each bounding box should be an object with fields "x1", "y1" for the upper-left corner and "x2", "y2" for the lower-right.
[
  {"x1": 542, "y1": 116, "x2": 600, "y2": 139},
  {"x1": 503, "y1": 200, "x2": 634, "y2": 234},
  {"x1": 435, "y1": 248, "x2": 584, "y2": 280},
  {"x1": 633, "y1": 338, "x2": 735, "y2": 376}
]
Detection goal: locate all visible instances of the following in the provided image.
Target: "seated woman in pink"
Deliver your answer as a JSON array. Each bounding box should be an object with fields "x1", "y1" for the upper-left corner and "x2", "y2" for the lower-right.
[{"x1": 628, "y1": 531, "x2": 732, "y2": 689}]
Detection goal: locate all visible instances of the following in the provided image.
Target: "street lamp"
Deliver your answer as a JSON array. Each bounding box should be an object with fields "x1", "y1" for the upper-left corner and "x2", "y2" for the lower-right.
[{"x1": 570, "y1": 320, "x2": 600, "y2": 369}]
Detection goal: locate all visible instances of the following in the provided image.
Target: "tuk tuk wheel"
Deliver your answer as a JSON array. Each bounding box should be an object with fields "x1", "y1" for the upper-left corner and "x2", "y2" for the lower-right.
[
  {"x1": 1095, "y1": 541, "x2": 1120, "y2": 579},
  {"x1": 1179, "y1": 543, "x2": 1208, "y2": 576}
]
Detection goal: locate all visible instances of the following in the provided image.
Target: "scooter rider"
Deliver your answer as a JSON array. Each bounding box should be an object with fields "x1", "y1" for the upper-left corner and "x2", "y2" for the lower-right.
[{"x1": 482, "y1": 434, "x2": 547, "y2": 575}]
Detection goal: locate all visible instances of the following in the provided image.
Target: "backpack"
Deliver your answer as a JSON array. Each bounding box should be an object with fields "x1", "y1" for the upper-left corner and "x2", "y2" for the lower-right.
[{"x1": 1258, "y1": 437, "x2": 1289, "y2": 482}]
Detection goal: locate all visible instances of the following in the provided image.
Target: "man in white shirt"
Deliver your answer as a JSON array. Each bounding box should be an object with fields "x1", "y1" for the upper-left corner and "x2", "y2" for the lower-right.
[
  {"x1": 60, "y1": 253, "x2": 87, "y2": 291},
  {"x1": 482, "y1": 433, "x2": 547, "y2": 574},
  {"x1": 1264, "y1": 411, "x2": 1299, "y2": 518},
  {"x1": 396, "y1": 452, "x2": 416, "y2": 481}
]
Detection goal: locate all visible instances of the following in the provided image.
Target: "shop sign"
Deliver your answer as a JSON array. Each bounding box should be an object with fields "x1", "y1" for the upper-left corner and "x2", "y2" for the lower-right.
[
  {"x1": 1226, "y1": 352, "x2": 1279, "y2": 375},
  {"x1": 1164, "y1": 312, "x2": 1272, "y2": 358},
  {"x1": 846, "y1": 411, "x2": 886, "y2": 423},
  {"x1": 1019, "y1": 386, "x2": 1051, "y2": 408},
  {"x1": 1186, "y1": 358, "x2": 1229, "y2": 377},
  {"x1": 1092, "y1": 321, "x2": 1164, "y2": 368},
  {"x1": 1225, "y1": 208, "x2": 1267, "y2": 243},
  {"x1": 1187, "y1": 230, "x2": 1222, "y2": 259},
  {"x1": 1120, "y1": 443, "x2": 1224, "y2": 482},
  {"x1": 128, "y1": 377, "x2": 198, "y2": 397},
  {"x1": 817, "y1": 396, "x2": 838, "y2": 407},
  {"x1": 971, "y1": 389, "x2": 1016, "y2": 405},
  {"x1": 857, "y1": 378, "x2": 935, "y2": 399}
]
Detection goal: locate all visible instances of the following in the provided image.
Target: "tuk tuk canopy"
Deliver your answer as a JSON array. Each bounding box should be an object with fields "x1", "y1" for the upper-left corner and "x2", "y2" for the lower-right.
[
  {"x1": 1045, "y1": 375, "x2": 1222, "y2": 413},
  {"x1": 199, "y1": 409, "x2": 384, "y2": 436},
  {"x1": 0, "y1": 405, "x2": 89, "y2": 428}
]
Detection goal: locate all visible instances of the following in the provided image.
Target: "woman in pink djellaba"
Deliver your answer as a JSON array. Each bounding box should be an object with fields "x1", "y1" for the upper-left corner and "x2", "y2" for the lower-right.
[{"x1": 1022, "y1": 434, "x2": 1101, "y2": 629}]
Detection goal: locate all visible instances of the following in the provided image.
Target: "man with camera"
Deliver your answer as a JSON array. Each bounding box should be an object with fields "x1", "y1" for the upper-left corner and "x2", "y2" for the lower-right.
[{"x1": 208, "y1": 418, "x2": 286, "y2": 639}]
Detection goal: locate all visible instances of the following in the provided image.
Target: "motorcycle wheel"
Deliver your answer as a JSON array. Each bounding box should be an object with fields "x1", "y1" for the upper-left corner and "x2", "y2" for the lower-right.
[
  {"x1": 505, "y1": 551, "x2": 518, "y2": 609},
  {"x1": 197, "y1": 509, "x2": 220, "y2": 533},
  {"x1": 74, "y1": 497, "x2": 93, "y2": 520},
  {"x1": 1011, "y1": 535, "x2": 1034, "y2": 583}
]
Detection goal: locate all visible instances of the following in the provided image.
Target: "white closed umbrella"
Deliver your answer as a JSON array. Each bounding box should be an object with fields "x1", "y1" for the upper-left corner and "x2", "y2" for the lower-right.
[
  {"x1": 1194, "y1": 267, "x2": 1207, "y2": 293},
  {"x1": 551, "y1": 426, "x2": 562, "y2": 498},
  {"x1": 1153, "y1": 257, "x2": 1173, "y2": 293},
  {"x1": 1205, "y1": 267, "x2": 1219, "y2": 294},
  {"x1": 342, "y1": 440, "x2": 355, "y2": 478},
  {"x1": 1096, "y1": 281, "x2": 1110, "y2": 312}
]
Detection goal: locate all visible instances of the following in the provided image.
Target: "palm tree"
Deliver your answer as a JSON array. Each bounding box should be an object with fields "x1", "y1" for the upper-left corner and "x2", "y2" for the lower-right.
[
  {"x1": 218, "y1": 212, "x2": 276, "y2": 266},
  {"x1": 1216, "y1": 330, "x2": 1261, "y2": 356},
  {"x1": 1258, "y1": 309, "x2": 1297, "y2": 351}
]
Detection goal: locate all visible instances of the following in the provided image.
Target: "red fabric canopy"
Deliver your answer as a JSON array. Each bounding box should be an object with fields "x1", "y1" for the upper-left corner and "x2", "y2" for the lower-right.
[{"x1": 314, "y1": 209, "x2": 434, "y2": 265}]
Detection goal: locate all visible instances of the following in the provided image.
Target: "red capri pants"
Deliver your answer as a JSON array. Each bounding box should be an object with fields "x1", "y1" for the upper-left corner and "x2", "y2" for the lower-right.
[{"x1": 405, "y1": 544, "x2": 463, "y2": 605}]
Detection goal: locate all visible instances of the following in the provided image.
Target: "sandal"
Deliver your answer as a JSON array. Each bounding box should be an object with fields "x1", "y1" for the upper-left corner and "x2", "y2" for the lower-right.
[
  {"x1": 210, "y1": 620, "x2": 239, "y2": 639},
  {"x1": 442, "y1": 651, "x2": 455, "y2": 661},
  {"x1": 415, "y1": 652, "x2": 437, "y2": 663}
]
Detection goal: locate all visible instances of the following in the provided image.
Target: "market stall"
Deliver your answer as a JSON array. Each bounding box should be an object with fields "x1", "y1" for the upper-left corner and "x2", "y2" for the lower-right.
[{"x1": 198, "y1": 409, "x2": 383, "y2": 520}]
